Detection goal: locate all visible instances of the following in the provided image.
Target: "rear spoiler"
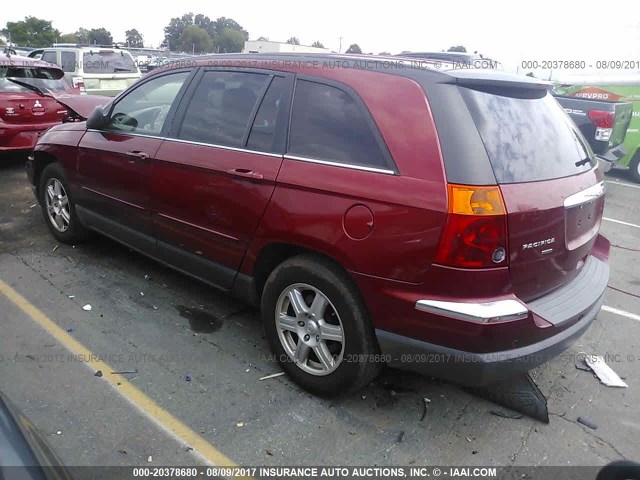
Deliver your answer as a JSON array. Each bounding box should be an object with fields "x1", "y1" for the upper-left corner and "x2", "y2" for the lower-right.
[{"x1": 448, "y1": 70, "x2": 552, "y2": 91}]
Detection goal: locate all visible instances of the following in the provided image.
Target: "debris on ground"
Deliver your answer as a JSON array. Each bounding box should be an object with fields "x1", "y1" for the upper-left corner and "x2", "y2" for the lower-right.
[
  {"x1": 420, "y1": 397, "x2": 430, "y2": 422},
  {"x1": 94, "y1": 370, "x2": 103, "y2": 377},
  {"x1": 147, "y1": 456, "x2": 152, "y2": 463},
  {"x1": 66, "y1": 328, "x2": 74, "y2": 333},
  {"x1": 144, "y1": 275, "x2": 150, "y2": 280},
  {"x1": 259, "y1": 372, "x2": 285, "y2": 381},
  {"x1": 52, "y1": 244, "x2": 59, "y2": 252},
  {"x1": 490, "y1": 410, "x2": 524, "y2": 420},
  {"x1": 82, "y1": 304, "x2": 92, "y2": 311},
  {"x1": 111, "y1": 370, "x2": 138, "y2": 375},
  {"x1": 152, "y1": 306, "x2": 158, "y2": 310},
  {"x1": 577, "y1": 416, "x2": 598, "y2": 430},
  {"x1": 68, "y1": 295, "x2": 75, "y2": 299},
  {"x1": 585, "y1": 355, "x2": 628, "y2": 387},
  {"x1": 140, "y1": 292, "x2": 145, "y2": 296},
  {"x1": 265, "y1": 449, "x2": 273, "y2": 456},
  {"x1": 245, "y1": 368, "x2": 250, "y2": 372},
  {"x1": 236, "y1": 421, "x2": 244, "y2": 427},
  {"x1": 397, "y1": 431, "x2": 405, "y2": 443},
  {"x1": 117, "y1": 449, "x2": 127, "y2": 455},
  {"x1": 55, "y1": 431, "x2": 62, "y2": 435},
  {"x1": 185, "y1": 375, "x2": 192, "y2": 382}
]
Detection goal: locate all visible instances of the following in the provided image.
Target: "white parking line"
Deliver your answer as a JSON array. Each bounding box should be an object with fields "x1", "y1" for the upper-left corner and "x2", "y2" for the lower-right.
[
  {"x1": 602, "y1": 305, "x2": 640, "y2": 322},
  {"x1": 606, "y1": 180, "x2": 640, "y2": 190},
  {"x1": 603, "y1": 217, "x2": 640, "y2": 229}
]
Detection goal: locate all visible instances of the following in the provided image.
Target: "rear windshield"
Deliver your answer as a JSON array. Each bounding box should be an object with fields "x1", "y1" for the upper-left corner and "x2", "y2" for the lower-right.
[
  {"x1": 0, "y1": 67, "x2": 68, "y2": 93},
  {"x1": 82, "y1": 51, "x2": 137, "y2": 74},
  {"x1": 461, "y1": 88, "x2": 595, "y2": 183}
]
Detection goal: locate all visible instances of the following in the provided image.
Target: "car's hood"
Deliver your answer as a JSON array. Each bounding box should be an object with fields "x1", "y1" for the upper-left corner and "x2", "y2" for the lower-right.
[{"x1": 51, "y1": 93, "x2": 111, "y2": 120}]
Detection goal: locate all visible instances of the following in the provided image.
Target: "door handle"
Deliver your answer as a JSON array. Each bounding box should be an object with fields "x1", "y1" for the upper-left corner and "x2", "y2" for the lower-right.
[
  {"x1": 125, "y1": 151, "x2": 150, "y2": 160},
  {"x1": 226, "y1": 168, "x2": 264, "y2": 180}
]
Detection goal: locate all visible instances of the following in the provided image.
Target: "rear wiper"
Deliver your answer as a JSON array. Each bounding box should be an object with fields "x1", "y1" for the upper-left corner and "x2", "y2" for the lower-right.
[
  {"x1": 575, "y1": 157, "x2": 591, "y2": 167},
  {"x1": 6, "y1": 77, "x2": 45, "y2": 96},
  {"x1": 113, "y1": 67, "x2": 133, "y2": 72}
]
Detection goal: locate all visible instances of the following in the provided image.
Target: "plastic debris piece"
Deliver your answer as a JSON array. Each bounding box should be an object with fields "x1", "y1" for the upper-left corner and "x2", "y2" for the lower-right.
[
  {"x1": 577, "y1": 416, "x2": 598, "y2": 430},
  {"x1": 140, "y1": 292, "x2": 144, "y2": 296},
  {"x1": 55, "y1": 431, "x2": 62, "y2": 435},
  {"x1": 585, "y1": 355, "x2": 628, "y2": 387},
  {"x1": 144, "y1": 275, "x2": 150, "y2": 280},
  {"x1": 491, "y1": 410, "x2": 524, "y2": 419},
  {"x1": 397, "y1": 431, "x2": 405, "y2": 443},
  {"x1": 152, "y1": 306, "x2": 158, "y2": 310},
  {"x1": 259, "y1": 372, "x2": 285, "y2": 381},
  {"x1": 30, "y1": 204, "x2": 37, "y2": 208},
  {"x1": 236, "y1": 422, "x2": 244, "y2": 427},
  {"x1": 52, "y1": 244, "x2": 59, "y2": 252},
  {"x1": 68, "y1": 295, "x2": 75, "y2": 299},
  {"x1": 117, "y1": 449, "x2": 127, "y2": 455},
  {"x1": 94, "y1": 370, "x2": 103, "y2": 377},
  {"x1": 420, "y1": 397, "x2": 430, "y2": 422},
  {"x1": 185, "y1": 375, "x2": 192, "y2": 382},
  {"x1": 82, "y1": 304, "x2": 92, "y2": 311},
  {"x1": 66, "y1": 328, "x2": 74, "y2": 333},
  {"x1": 265, "y1": 449, "x2": 273, "y2": 456},
  {"x1": 147, "y1": 456, "x2": 152, "y2": 463},
  {"x1": 185, "y1": 447, "x2": 193, "y2": 452},
  {"x1": 245, "y1": 368, "x2": 250, "y2": 373}
]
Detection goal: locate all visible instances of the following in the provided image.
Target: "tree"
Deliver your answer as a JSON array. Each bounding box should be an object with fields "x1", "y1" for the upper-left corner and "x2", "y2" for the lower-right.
[
  {"x1": 345, "y1": 43, "x2": 362, "y2": 54},
  {"x1": 3, "y1": 16, "x2": 60, "y2": 47},
  {"x1": 59, "y1": 33, "x2": 77, "y2": 43},
  {"x1": 378, "y1": 51, "x2": 391, "y2": 56},
  {"x1": 216, "y1": 27, "x2": 245, "y2": 53},
  {"x1": 212, "y1": 17, "x2": 248, "y2": 40},
  {"x1": 162, "y1": 12, "x2": 194, "y2": 49},
  {"x1": 89, "y1": 28, "x2": 113, "y2": 45},
  {"x1": 311, "y1": 41, "x2": 324, "y2": 48},
  {"x1": 286, "y1": 37, "x2": 300, "y2": 45},
  {"x1": 75, "y1": 28, "x2": 90, "y2": 44},
  {"x1": 447, "y1": 45, "x2": 466, "y2": 52},
  {"x1": 257, "y1": 36, "x2": 269, "y2": 41},
  {"x1": 125, "y1": 29, "x2": 144, "y2": 48},
  {"x1": 177, "y1": 25, "x2": 212, "y2": 54}
]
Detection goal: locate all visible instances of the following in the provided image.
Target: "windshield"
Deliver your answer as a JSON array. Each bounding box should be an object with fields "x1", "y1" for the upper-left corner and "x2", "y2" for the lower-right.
[
  {"x1": 0, "y1": 66, "x2": 69, "y2": 93},
  {"x1": 82, "y1": 51, "x2": 138, "y2": 74}
]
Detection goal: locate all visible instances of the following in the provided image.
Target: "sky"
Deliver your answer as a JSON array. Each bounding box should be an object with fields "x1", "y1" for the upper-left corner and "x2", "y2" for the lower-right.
[{"x1": 3, "y1": 0, "x2": 640, "y2": 75}]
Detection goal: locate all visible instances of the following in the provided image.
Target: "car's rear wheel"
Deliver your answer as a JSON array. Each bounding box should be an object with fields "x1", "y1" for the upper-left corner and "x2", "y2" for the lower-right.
[
  {"x1": 39, "y1": 163, "x2": 91, "y2": 244},
  {"x1": 629, "y1": 151, "x2": 640, "y2": 183},
  {"x1": 261, "y1": 255, "x2": 382, "y2": 396}
]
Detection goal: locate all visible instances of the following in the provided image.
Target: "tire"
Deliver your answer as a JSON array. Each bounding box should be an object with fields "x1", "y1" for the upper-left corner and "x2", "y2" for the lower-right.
[
  {"x1": 261, "y1": 254, "x2": 382, "y2": 396},
  {"x1": 629, "y1": 151, "x2": 640, "y2": 184},
  {"x1": 38, "y1": 163, "x2": 91, "y2": 244}
]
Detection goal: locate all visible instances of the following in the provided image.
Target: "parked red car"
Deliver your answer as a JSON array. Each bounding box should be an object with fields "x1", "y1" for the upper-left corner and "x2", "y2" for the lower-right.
[
  {"x1": 26, "y1": 54, "x2": 610, "y2": 395},
  {"x1": 0, "y1": 54, "x2": 82, "y2": 153}
]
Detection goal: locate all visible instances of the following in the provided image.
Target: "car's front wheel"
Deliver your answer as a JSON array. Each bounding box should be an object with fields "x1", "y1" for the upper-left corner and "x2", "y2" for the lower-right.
[
  {"x1": 39, "y1": 163, "x2": 91, "y2": 244},
  {"x1": 629, "y1": 151, "x2": 640, "y2": 183},
  {"x1": 261, "y1": 255, "x2": 382, "y2": 396}
]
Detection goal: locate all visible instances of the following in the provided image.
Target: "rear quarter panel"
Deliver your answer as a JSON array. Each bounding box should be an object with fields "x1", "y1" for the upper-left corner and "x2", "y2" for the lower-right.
[{"x1": 242, "y1": 69, "x2": 448, "y2": 283}]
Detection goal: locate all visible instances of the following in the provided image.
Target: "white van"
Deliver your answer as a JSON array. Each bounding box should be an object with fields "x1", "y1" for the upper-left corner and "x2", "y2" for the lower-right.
[{"x1": 28, "y1": 45, "x2": 142, "y2": 96}]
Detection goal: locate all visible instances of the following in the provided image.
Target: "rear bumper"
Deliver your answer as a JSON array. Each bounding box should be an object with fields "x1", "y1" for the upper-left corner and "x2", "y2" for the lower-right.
[
  {"x1": 375, "y1": 253, "x2": 609, "y2": 386},
  {"x1": 0, "y1": 125, "x2": 57, "y2": 152}
]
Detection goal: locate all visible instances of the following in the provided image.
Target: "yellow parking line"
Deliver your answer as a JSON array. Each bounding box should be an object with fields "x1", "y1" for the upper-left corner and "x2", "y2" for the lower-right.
[{"x1": 0, "y1": 278, "x2": 239, "y2": 469}]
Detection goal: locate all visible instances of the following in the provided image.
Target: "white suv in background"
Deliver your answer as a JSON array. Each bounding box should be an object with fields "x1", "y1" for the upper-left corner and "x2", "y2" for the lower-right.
[{"x1": 28, "y1": 45, "x2": 142, "y2": 96}]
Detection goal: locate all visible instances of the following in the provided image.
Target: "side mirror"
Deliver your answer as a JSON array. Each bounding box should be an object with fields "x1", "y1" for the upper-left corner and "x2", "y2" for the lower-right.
[{"x1": 86, "y1": 105, "x2": 109, "y2": 130}]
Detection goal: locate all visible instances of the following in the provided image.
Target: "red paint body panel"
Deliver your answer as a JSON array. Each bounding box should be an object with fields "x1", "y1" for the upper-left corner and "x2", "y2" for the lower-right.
[{"x1": 152, "y1": 140, "x2": 282, "y2": 271}]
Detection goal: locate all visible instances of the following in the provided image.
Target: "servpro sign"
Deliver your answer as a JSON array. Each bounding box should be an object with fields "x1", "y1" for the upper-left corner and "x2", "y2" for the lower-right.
[{"x1": 573, "y1": 87, "x2": 624, "y2": 102}]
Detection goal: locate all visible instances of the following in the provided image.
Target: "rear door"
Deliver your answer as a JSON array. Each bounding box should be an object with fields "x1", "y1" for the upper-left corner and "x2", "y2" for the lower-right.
[
  {"x1": 460, "y1": 87, "x2": 604, "y2": 301},
  {"x1": 152, "y1": 69, "x2": 293, "y2": 289}
]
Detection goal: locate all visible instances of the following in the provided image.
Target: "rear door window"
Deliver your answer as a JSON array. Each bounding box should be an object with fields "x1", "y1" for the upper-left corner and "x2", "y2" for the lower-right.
[
  {"x1": 288, "y1": 79, "x2": 392, "y2": 170},
  {"x1": 177, "y1": 71, "x2": 270, "y2": 147},
  {"x1": 461, "y1": 88, "x2": 595, "y2": 183},
  {"x1": 246, "y1": 76, "x2": 291, "y2": 153}
]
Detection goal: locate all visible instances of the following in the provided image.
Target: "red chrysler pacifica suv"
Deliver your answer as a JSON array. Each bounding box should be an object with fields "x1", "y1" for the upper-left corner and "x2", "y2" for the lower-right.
[{"x1": 26, "y1": 54, "x2": 610, "y2": 396}]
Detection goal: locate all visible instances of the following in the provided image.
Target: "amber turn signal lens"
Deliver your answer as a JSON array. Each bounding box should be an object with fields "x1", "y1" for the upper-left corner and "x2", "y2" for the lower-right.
[{"x1": 447, "y1": 184, "x2": 506, "y2": 216}]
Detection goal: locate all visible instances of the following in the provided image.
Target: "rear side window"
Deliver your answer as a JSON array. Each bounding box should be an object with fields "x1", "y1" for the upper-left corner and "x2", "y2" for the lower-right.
[
  {"x1": 0, "y1": 67, "x2": 68, "y2": 93},
  {"x1": 178, "y1": 71, "x2": 270, "y2": 147},
  {"x1": 288, "y1": 80, "x2": 391, "y2": 170},
  {"x1": 41, "y1": 51, "x2": 57, "y2": 65},
  {"x1": 83, "y1": 51, "x2": 137, "y2": 74},
  {"x1": 461, "y1": 88, "x2": 594, "y2": 183},
  {"x1": 61, "y1": 52, "x2": 77, "y2": 73}
]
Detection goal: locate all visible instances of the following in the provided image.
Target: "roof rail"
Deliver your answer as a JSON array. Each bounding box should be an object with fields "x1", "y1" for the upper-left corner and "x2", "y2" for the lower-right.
[{"x1": 50, "y1": 43, "x2": 122, "y2": 49}]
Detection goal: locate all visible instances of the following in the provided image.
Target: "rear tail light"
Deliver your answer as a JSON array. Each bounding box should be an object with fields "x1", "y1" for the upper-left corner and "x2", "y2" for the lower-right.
[
  {"x1": 588, "y1": 110, "x2": 614, "y2": 142},
  {"x1": 435, "y1": 184, "x2": 508, "y2": 268},
  {"x1": 72, "y1": 76, "x2": 86, "y2": 93}
]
